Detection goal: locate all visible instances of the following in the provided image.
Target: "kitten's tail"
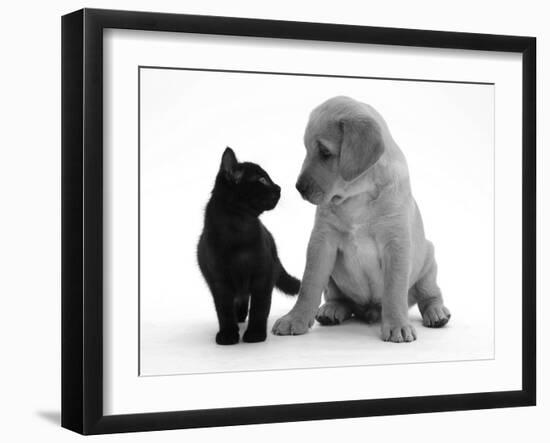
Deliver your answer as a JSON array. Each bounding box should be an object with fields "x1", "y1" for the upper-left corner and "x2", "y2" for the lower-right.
[{"x1": 276, "y1": 262, "x2": 301, "y2": 296}]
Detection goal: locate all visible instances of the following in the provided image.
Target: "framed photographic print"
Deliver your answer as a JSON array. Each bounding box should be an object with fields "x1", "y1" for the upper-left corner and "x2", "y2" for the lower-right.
[{"x1": 61, "y1": 8, "x2": 536, "y2": 435}]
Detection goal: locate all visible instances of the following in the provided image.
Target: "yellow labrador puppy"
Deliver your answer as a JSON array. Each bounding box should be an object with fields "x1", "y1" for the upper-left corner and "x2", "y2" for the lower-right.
[{"x1": 272, "y1": 96, "x2": 450, "y2": 342}]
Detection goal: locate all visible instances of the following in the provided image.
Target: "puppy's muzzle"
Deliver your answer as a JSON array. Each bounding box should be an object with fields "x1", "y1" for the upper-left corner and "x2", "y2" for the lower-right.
[
  {"x1": 295, "y1": 178, "x2": 308, "y2": 197},
  {"x1": 296, "y1": 175, "x2": 324, "y2": 204}
]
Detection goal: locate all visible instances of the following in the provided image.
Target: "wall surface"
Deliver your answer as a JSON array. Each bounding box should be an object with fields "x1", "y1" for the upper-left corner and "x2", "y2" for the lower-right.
[{"x1": 0, "y1": 0, "x2": 545, "y2": 441}]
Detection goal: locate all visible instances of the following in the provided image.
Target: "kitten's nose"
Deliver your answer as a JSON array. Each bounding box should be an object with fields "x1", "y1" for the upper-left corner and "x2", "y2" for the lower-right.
[{"x1": 296, "y1": 179, "x2": 307, "y2": 196}]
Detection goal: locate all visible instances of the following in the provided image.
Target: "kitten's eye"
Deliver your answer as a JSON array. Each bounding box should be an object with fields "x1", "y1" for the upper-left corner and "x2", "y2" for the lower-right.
[
  {"x1": 258, "y1": 177, "x2": 269, "y2": 185},
  {"x1": 318, "y1": 143, "x2": 332, "y2": 160}
]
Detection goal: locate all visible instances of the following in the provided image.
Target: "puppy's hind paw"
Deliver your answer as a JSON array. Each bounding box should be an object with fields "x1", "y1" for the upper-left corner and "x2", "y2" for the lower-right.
[
  {"x1": 422, "y1": 304, "x2": 451, "y2": 328},
  {"x1": 315, "y1": 302, "x2": 352, "y2": 326}
]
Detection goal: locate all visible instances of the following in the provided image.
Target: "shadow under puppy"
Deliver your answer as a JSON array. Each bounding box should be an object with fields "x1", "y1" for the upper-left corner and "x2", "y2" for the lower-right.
[{"x1": 198, "y1": 147, "x2": 300, "y2": 345}]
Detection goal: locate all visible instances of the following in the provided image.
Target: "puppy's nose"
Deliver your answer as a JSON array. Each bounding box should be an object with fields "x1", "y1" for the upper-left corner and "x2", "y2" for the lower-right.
[{"x1": 295, "y1": 179, "x2": 307, "y2": 196}]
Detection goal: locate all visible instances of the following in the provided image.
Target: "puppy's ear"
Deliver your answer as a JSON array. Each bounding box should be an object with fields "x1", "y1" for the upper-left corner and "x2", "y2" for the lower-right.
[
  {"x1": 220, "y1": 147, "x2": 239, "y2": 180},
  {"x1": 339, "y1": 117, "x2": 384, "y2": 181}
]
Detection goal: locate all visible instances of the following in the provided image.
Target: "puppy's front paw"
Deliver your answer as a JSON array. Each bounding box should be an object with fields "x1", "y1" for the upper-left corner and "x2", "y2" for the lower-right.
[
  {"x1": 272, "y1": 311, "x2": 314, "y2": 335},
  {"x1": 216, "y1": 329, "x2": 239, "y2": 345},
  {"x1": 316, "y1": 302, "x2": 352, "y2": 325},
  {"x1": 381, "y1": 323, "x2": 417, "y2": 343}
]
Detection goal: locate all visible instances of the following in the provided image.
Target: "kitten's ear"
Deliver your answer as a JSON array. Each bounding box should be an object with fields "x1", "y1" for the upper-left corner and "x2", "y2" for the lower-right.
[{"x1": 220, "y1": 147, "x2": 240, "y2": 181}]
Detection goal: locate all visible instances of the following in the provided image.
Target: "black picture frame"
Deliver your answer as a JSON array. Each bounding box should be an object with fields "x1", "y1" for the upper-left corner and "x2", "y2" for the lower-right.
[{"x1": 61, "y1": 8, "x2": 536, "y2": 435}]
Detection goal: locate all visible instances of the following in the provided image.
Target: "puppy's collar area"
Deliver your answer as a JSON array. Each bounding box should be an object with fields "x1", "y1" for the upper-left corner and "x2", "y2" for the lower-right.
[
  {"x1": 327, "y1": 178, "x2": 370, "y2": 206},
  {"x1": 330, "y1": 194, "x2": 344, "y2": 205}
]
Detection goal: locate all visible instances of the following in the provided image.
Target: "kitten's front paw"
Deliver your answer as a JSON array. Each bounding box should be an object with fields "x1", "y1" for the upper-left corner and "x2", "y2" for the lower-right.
[
  {"x1": 272, "y1": 311, "x2": 314, "y2": 335},
  {"x1": 381, "y1": 323, "x2": 417, "y2": 343},
  {"x1": 216, "y1": 329, "x2": 239, "y2": 345},
  {"x1": 243, "y1": 329, "x2": 267, "y2": 343}
]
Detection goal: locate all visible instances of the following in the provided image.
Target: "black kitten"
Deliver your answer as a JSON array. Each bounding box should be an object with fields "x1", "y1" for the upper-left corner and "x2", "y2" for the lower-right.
[{"x1": 197, "y1": 147, "x2": 300, "y2": 345}]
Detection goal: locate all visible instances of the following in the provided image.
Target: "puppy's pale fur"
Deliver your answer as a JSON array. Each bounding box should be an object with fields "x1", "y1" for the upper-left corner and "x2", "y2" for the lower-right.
[{"x1": 272, "y1": 96, "x2": 450, "y2": 342}]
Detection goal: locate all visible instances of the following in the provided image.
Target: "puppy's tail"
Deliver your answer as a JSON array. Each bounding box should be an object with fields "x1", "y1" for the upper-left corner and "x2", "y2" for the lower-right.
[{"x1": 276, "y1": 262, "x2": 301, "y2": 296}]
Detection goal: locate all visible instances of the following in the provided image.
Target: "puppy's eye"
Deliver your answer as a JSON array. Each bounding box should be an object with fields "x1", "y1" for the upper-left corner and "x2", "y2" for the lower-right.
[
  {"x1": 258, "y1": 177, "x2": 269, "y2": 185},
  {"x1": 318, "y1": 144, "x2": 332, "y2": 159}
]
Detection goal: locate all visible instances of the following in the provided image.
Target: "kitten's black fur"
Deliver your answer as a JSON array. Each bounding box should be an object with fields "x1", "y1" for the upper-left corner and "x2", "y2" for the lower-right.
[{"x1": 197, "y1": 147, "x2": 300, "y2": 345}]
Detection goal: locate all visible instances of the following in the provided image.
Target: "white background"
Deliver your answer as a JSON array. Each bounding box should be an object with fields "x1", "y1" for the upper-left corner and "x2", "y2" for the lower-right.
[
  {"x1": 139, "y1": 68, "x2": 495, "y2": 376},
  {"x1": 0, "y1": 1, "x2": 546, "y2": 442}
]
